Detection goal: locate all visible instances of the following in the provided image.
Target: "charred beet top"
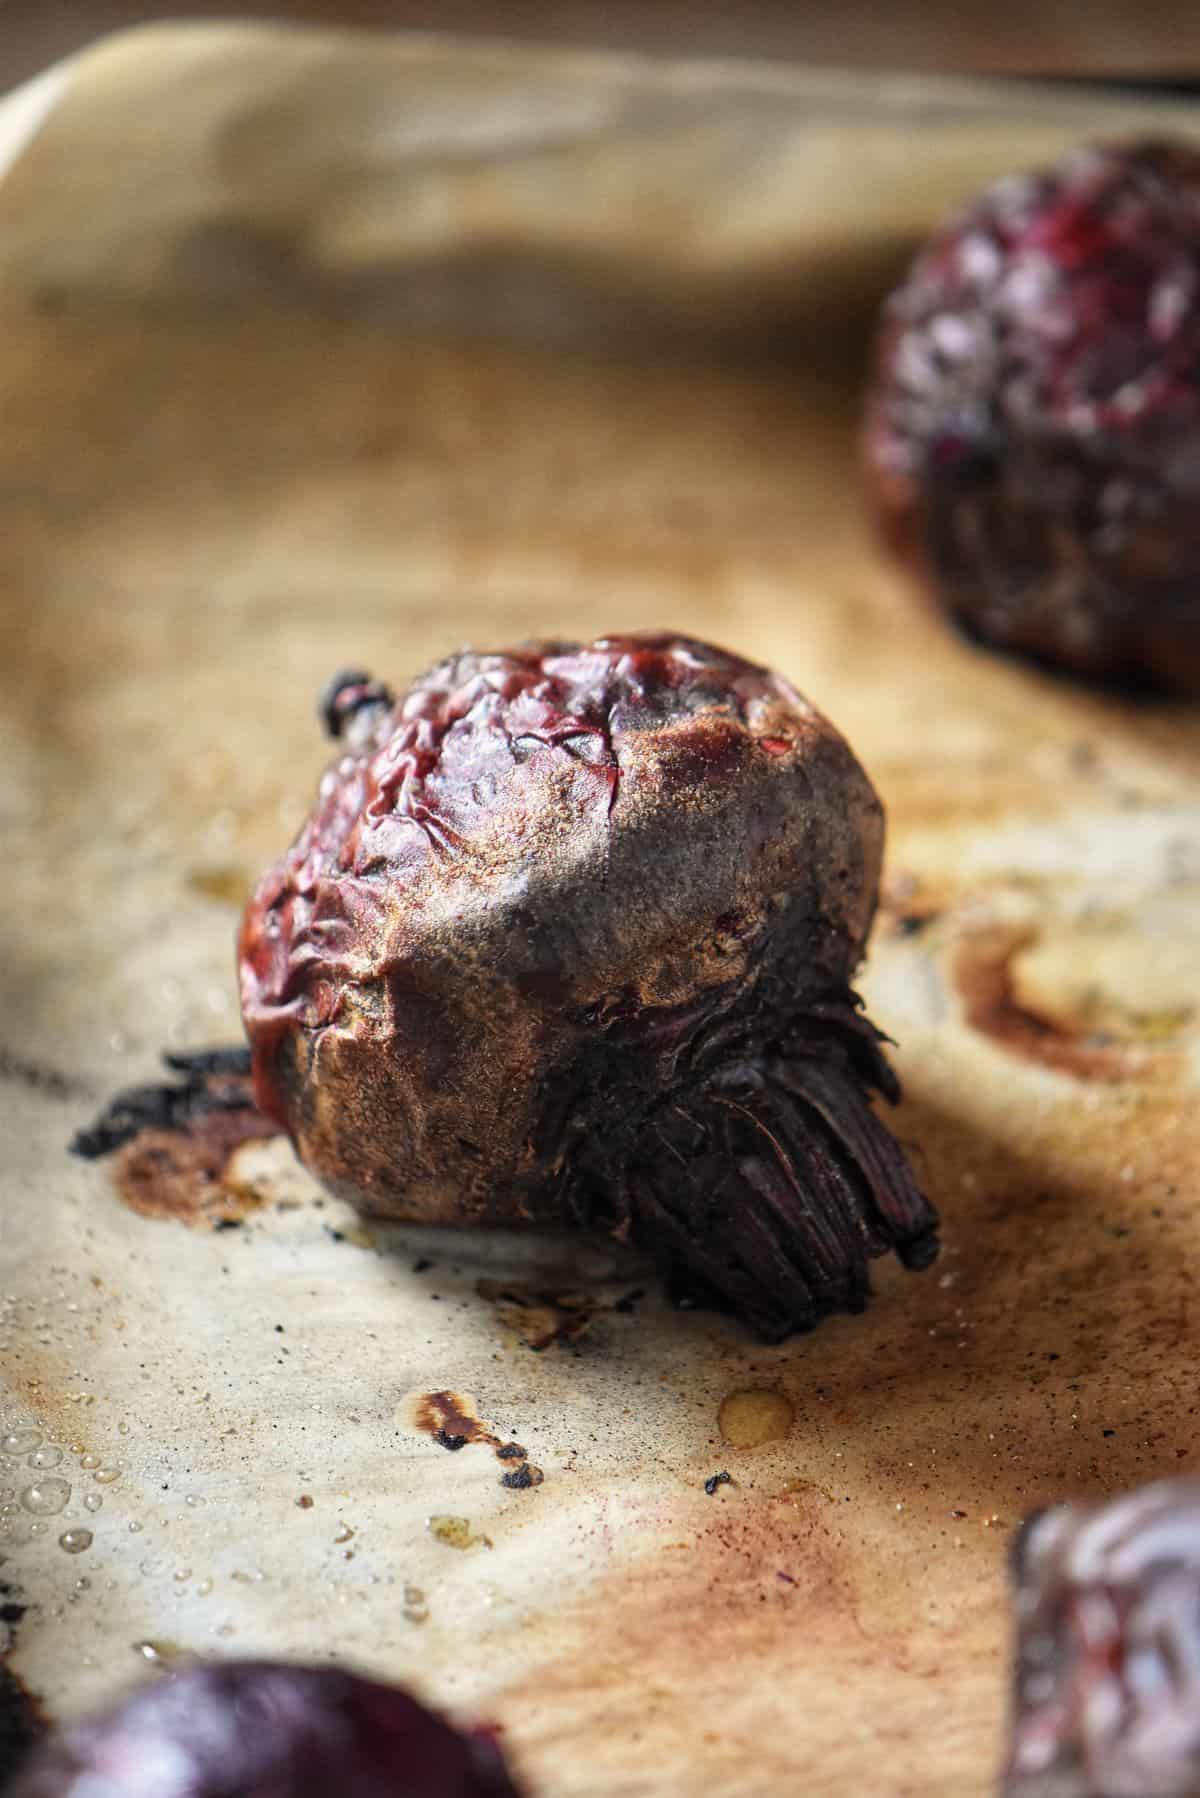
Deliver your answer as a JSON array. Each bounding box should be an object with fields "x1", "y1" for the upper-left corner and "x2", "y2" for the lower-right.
[
  {"x1": 8, "y1": 1660, "x2": 521, "y2": 1798},
  {"x1": 239, "y1": 633, "x2": 936, "y2": 1341},
  {"x1": 865, "y1": 138, "x2": 1200, "y2": 689},
  {"x1": 1005, "y1": 1480, "x2": 1200, "y2": 1798}
]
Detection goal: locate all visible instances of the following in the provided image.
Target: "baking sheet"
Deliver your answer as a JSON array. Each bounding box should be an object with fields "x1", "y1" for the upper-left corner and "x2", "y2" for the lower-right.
[{"x1": 3, "y1": 24, "x2": 1200, "y2": 1796}]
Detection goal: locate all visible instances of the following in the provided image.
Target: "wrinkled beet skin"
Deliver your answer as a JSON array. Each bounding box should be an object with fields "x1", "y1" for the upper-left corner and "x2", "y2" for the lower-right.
[
  {"x1": 239, "y1": 632, "x2": 937, "y2": 1342},
  {"x1": 864, "y1": 138, "x2": 1200, "y2": 689},
  {"x1": 7, "y1": 1660, "x2": 520, "y2": 1798},
  {"x1": 1005, "y1": 1480, "x2": 1200, "y2": 1797}
]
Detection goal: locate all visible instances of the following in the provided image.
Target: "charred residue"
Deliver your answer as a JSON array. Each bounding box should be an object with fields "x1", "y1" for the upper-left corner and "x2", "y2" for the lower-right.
[{"x1": 412, "y1": 1392, "x2": 544, "y2": 1492}]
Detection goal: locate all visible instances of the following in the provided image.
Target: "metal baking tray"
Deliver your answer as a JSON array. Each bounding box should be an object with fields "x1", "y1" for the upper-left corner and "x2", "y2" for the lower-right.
[{"x1": 3, "y1": 24, "x2": 1200, "y2": 1795}]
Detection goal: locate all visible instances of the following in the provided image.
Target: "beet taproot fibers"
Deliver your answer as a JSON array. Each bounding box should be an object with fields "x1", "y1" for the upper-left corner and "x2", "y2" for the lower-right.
[
  {"x1": 8, "y1": 1660, "x2": 521, "y2": 1798},
  {"x1": 239, "y1": 634, "x2": 937, "y2": 1341},
  {"x1": 1005, "y1": 1479, "x2": 1200, "y2": 1797},
  {"x1": 865, "y1": 138, "x2": 1200, "y2": 688}
]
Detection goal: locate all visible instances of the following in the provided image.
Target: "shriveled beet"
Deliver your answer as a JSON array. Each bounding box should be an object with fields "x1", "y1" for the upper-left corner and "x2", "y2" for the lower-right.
[
  {"x1": 239, "y1": 633, "x2": 936, "y2": 1341},
  {"x1": 6, "y1": 1659, "x2": 520, "y2": 1797},
  {"x1": 864, "y1": 137, "x2": 1200, "y2": 689},
  {"x1": 1005, "y1": 1479, "x2": 1200, "y2": 1797}
]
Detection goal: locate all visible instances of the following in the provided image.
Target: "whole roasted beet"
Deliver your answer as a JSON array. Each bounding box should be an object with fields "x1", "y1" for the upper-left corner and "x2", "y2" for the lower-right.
[
  {"x1": 865, "y1": 138, "x2": 1200, "y2": 688},
  {"x1": 1005, "y1": 1479, "x2": 1200, "y2": 1797},
  {"x1": 239, "y1": 633, "x2": 936, "y2": 1341},
  {"x1": 7, "y1": 1660, "x2": 520, "y2": 1797}
]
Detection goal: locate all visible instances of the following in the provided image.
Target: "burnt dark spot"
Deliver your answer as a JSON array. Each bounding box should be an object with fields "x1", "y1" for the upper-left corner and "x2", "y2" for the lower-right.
[
  {"x1": 71, "y1": 1046, "x2": 262, "y2": 1160},
  {"x1": 499, "y1": 1464, "x2": 543, "y2": 1491},
  {"x1": 319, "y1": 670, "x2": 395, "y2": 742},
  {"x1": 434, "y1": 1431, "x2": 468, "y2": 1453},
  {"x1": 893, "y1": 913, "x2": 933, "y2": 938},
  {"x1": 704, "y1": 1470, "x2": 733, "y2": 1495},
  {"x1": 495, "y1": 1442, "x2": 526, "y2": 1461}
]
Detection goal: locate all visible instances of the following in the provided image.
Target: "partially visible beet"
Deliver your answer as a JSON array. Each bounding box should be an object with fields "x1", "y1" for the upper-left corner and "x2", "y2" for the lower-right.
[
  {"x1": 239, "y1": 633, "x2": 936, "y2": 1342},
  {"x1": 6, "y1": 1660, "x2": 521, "y2": 1798},
  {"x1": 865, "y1": 138, "x2": 1200, "y2": 689},
  {"x1": 1005, "y1": 1479, "x2": 1200, "y2": 1797}
]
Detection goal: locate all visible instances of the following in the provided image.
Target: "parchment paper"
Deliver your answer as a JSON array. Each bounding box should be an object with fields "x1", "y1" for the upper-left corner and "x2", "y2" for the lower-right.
[{"x1": 3, "y1": 25, "x2": 1200, "y2": 1796}]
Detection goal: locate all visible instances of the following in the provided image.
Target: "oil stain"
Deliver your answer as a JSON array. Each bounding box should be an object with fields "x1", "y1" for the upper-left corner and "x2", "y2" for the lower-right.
[
  {"x1": 718, "y1": 1388, "x2": 795, "y2": 1449},
  {"x1": 187, "y1": 865, "x2": 253, "y2": 908},
  {"x1": 427, "y1": 1515, "x2": 493, "y2": 1551}
]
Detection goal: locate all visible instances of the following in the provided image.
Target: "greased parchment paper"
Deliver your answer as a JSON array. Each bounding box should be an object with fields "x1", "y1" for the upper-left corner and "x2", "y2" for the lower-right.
[{"x1": 3, "y1": 25, "x2": 1200, "y2": 1796}]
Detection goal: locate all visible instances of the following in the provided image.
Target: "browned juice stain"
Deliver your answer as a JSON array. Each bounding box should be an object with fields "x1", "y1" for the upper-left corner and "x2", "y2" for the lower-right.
[
  {"x1": 114, "y1": 1108, "x2": 278, "y2": 1226},
  {"x1": 412, "y1": 1390, "x2": 503, "y2": 1451},
  {"x1": 718, "y1": 1388, "x2": 795, "y2": 1449},
  {"x1": 954, "y1": 926, "x2": 1170, "y2": 1084},
  {"x1": 410, "y1": 1391, "x2": 544, "y2": 1491},
  {"x1": 73, "y1": 1049, "x2": 282, "y2": 1226}
]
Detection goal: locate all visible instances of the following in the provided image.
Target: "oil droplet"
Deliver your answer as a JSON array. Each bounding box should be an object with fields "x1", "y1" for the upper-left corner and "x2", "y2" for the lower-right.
[
  {"x1": 79, "y1": 1453, "x2": 101, "y2": 1470},
  {"x1": 135, "y1": 1639, "x2": 182, "y2": 1665},
  {"x1": 427, "y1": 1515, "x2": 493, "y2": 1551},
  {"x1": 83, "y1": 1494, "x2": 103, "y2": 1514},
  {"x1": 93, "y1": 1467, "x2": 122, "y2": 1486},
  {"x1": 402, "y1": 1583, "x2": 429, "y2": 1624},
  {"x1": 27, "y1": 1520, "x2": 48, "y2": 1537},
  {"x1": 172, "y1": 1568, "x2": 192, "y2": 1581},
  {"x1": 128, "y1": 1520, "x2": 143, "y2": 1533},
  {"x1": 20, "y1": 1479, "x2": 71, "y2": 1516},
  {"x1": 28, "y1": 1446, "x2": 63, "y2": 1470},
  {"x1": 717, "y1": 1388, "x2": 795, "y2": 1449},
  {"x1": 2, "y1": 1431, "x2": 41, "y2": 1456},
  {"x1": 195, "y1": 1578, "x2": 213, "y2": 1597},
  {"x1": 59, "y1": 1528, "x2": 93, "y2": 1554}
]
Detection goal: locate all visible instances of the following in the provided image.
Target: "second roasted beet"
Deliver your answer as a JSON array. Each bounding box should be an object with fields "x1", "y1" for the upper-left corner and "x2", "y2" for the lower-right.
[
  {"x1": 865, "y1": 138, "x2": 1200, "y2": 689},
  {"x1": 1005, "y1": 1480, "x2": 1200, "y2": 1797},
  {"x1": 239, "y1": 633, "x2": 937, "y2": 1341},
  {"x1": 7, "y1": 1659, "x2": 520, "y2": 1797}
]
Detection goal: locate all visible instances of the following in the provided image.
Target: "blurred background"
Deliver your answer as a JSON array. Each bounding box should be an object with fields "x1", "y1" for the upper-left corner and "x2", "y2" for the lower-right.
[{"x1": 2, "y1": 0, "x2": 1199, "y2": 92}]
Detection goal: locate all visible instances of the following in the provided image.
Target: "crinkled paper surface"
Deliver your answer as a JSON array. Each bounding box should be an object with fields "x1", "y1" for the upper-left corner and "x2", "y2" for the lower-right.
[{"x1": 2, "y1": 25, "x2": 1200, "y2": 1795}]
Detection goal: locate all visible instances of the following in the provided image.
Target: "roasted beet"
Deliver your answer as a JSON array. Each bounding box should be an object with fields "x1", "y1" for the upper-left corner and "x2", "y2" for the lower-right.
[
  {"x1": 239, "y1": 633, "x2": 936, "y2": 1341},
  {"x1": 6, "y1": 1659, "x2": 521, "y2": 1797},
  {"x1": 1005, "y1": 1479, "x2": 1200, "y2": 1797},
  {"x1": 864, "y1": 138, "x2": 1200, "y2": 689}
]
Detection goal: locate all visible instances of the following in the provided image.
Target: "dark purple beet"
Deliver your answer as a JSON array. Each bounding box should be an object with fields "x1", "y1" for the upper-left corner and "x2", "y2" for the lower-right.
[
  {"x1": 238, "y1": 632, "x2": 937, "y2": 1343},
  {"x1": 864, "y1": 138, "x2": 1200, "y2": 689},
  {"x1": 1005, "y1": 1479, "x2": 1200, "y2": 1797},
  {"x1": 5, "y1": 1660, "x2": 521, "y2": 1798}
]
